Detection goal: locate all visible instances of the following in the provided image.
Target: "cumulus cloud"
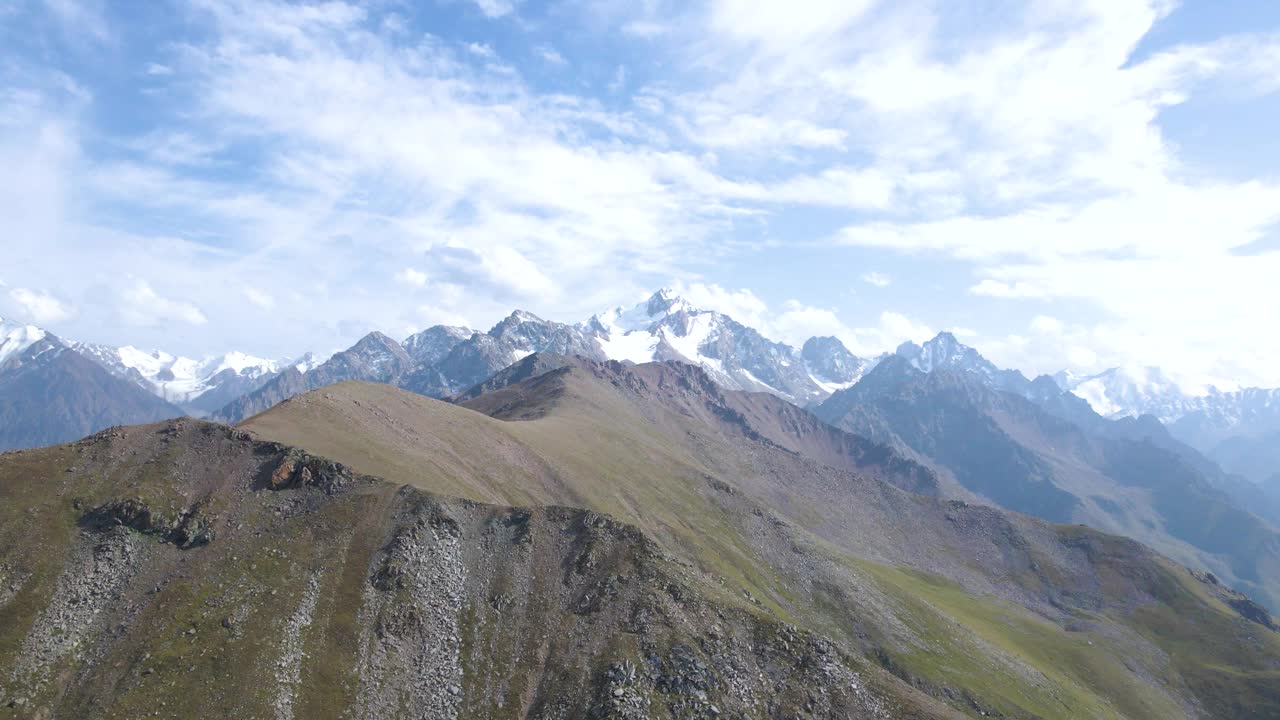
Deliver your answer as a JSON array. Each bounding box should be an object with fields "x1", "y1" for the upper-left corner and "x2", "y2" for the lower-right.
[
  {"x1": 469, "y1": 0, "x2": 515, "y2": 19},
  {"x1": 672, "y1": 282, "x2": 770, "y2": 329},
  {"x1": 8, "y1": 287, "x2": 74, "y2": 324},
  {"x1": 119, "y1": 280, "x2": 207, "y2": 326},
  {"x1": 969, "y1": 279, "x2": 1047, "y2": 299},
  {"x1": 242, "y1": 287, "x2": 275, "y2": 309},
  {"x1": 535, "y1": 45, "x2": 567, "y2": 66},
  {"x1": 5, "y1": 0, "x2": 1280, "y2": 385}
]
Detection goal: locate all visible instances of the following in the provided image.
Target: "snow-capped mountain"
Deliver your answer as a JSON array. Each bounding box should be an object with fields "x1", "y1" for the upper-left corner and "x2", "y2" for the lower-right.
[
  {"x1": 215, "y1": 288, "x2": 874, "y2": 422},
  {"x1": 212, "y1": 331, "x2": 418, "y2": 423},
  {"x1": 67, "y1": 341, "x2": 325, "y2": 413},
  {"x1": 402, "y1": 325, "x2": 476, "y2": 366},
  {"x1": 1051, "y1": 366, "x2": 1280, "y2": 484},
  {"x1": 0, "y1": 317, "x2": 49, "y2": 370},
  {"x1": 895, "y1": 332, "x2": 1031, "y2": 394},
  {"x1": 1054, "y1": 366, "x2": 1193, "y2": 423},
  {"x1": 0, "y1": 317, "x2": 183, "y2": 450},
  {"x1": 583, "y1": 288, "x2": 868, "y2": 404}
]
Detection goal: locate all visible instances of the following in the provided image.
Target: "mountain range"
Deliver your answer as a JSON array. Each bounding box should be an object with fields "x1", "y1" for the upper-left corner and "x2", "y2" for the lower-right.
[
  {"x1": 0, "y1": 318, "x2": 182, "y2": 452},
  {"x1": 4, "y1": 357, "x2": 1278, "y2": 718},
  {"x1": 6, "y1": 290, "x2": 1280, "y2": 547},
  {"x1": 32, "y1": 289, "x2": 1277, "y2": 476},
  {"x1": 4, "y1": 290, "x2": 1280, "y2": 717}
]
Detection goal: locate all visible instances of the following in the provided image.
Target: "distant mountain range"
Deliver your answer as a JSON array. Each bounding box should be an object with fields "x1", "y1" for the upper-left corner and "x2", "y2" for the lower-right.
[
  {"x1": 4, "y1": 303, "x2": 1280, "y2": 718},
  {"x1": 0, "y1": 317, "x2": 182, "y2": 451},
  {"x1": 201, "y1": 289, "x2": 873, "y2": 423},
  {"x1": 1055, "y1": 366, "x2": 1280, "y2": 484},
  {"x1": 7, "y1": 289, "x2": 1278, "y2": 490},
  {"x1": 6, "y1": 291, "x2": 1280, "y2": 597}
]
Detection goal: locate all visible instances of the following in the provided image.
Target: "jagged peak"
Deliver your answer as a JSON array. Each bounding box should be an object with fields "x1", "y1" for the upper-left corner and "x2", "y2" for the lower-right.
[
  {"x1": 645, "y1": 287, "x2": 692, "y2": 317},
  {"x1": 928, "y1": 330, "x2": 961, "y2": 346},
  {"x1": 802, "y1": 335, "x2": 849, "y2": 353},
  {"x1": 489, "y1": 309, "x2": 546, "y2": 336},
  {"x1": 347, "y1": 331, "x2": 402, "y2": 354}
]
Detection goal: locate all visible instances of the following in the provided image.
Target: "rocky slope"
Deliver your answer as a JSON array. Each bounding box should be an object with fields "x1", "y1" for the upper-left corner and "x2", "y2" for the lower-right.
[
  {"x1": 0, "y1": 420, "x2": 945, "y2": 719},
  {"x1": 238, "y1": 366, "x2": 1280, "y2": 720}
]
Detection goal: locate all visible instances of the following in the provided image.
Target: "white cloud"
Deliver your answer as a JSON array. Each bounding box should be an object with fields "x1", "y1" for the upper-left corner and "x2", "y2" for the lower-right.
[
  {"x1": 119, "y1": 280, "x2": 207, "y2": 326},
  {"x1": 8, "y1": 287, "x2": 74, "y2": 324},
  {"x1": 465, "y1": 42, "x2": 496, "y2": 59},
  {"x1": 672, "y1": 282, "x2": 770, "y2": 329},
  {"x1": 622, "y1": 21, "x2": 667, "y2": 38},
  {"x1": 708, "y1": 0, "x2": 879, "y2": 54},
  {"x1": 395, "y1": 268, "x2": 428, "y2": 287},
  {"x1": 861, "y1": 271, "x2": 891, "y2": 288},
  {"x1": 145, "y1": 62, "x2": 173, "y2": 76},
  {"x1": 969, "y1": 279, "x2": 1047, "y2": 299},
  {"x1": 535, "y1": 45, "x2": 567, "y2": 66},
  {"x1": 41, "y1": 0, "x2": 112, "y2": 44},
  {"x1": 242, "y1": 287, "x2": 274, "y2": 309},
  {"x1": 671, "y1": 281, "x2": 930, "y2": 358},
  {"x1": 469, "y1": 0, "x2": 515, "y2": 19},
  {"x1": 6, "y1": 0, "x2": 1280, "y2": 386}
]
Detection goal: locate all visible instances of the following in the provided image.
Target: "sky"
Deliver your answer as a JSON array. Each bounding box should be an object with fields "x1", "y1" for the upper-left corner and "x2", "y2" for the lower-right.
[{"x1": 2, "y1": 0, "x2": 1280, "y2": 390}]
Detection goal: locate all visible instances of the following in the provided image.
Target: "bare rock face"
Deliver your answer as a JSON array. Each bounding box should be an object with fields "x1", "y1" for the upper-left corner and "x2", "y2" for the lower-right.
[
  {"x1": 82, "y1": 498, "x2": 215, "y2": 548},
  {"x1": 266, "y1": 450, "x2": 356, "y2": 494}
]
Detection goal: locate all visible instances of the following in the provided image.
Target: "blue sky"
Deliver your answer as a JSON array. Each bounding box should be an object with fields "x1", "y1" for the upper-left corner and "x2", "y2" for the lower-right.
[{"x1": 3, "y1": 0, "x2": 1280, "y2": 389}]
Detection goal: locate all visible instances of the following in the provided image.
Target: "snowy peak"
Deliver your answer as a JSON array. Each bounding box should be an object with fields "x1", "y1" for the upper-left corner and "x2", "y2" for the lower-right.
[
  {"x1": 0, "y1": 317, "x2": 50, "y2": 370},
  {"x1": 489, "y1": 310, "x2": 545, "y2": 337},
  {"x1": 1064, "y1": 366, "x2": 1188, "y2": 421},
  {"x1": 897, "y1": 331, "x2": 1029, "y2": 394},
  {"x1": 403, "y1": 325, "x2": 475, "y2": 366},
  {"x1": 900, "y1": 332, "x2": 983, "y2": 374},
  {"x1": 67, "y1": 340, "x2": 286, "y2": 407},
  {"x1": 344, "y1": 332, "x2": 409, "y2": 371},
  {"x1": 584, "y1": 290, "x2": 876, "y2": 404},
  {"x1": 802, "y1": 336, "x2": 867, "y2": 391},
  {"x1": 644, "y1": 287, "x2": 692, "y2": 318},
  {"x1": 589, "y1": 288, "x2": 696, "y2": 337}
]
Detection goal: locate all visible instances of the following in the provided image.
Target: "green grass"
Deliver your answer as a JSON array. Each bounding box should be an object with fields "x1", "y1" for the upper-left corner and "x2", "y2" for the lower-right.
[{"x1": 853, "y1": 560, "x2": 1187, "y2": 720}]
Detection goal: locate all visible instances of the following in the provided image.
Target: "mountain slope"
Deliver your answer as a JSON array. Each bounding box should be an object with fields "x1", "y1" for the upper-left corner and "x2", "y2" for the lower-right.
[
  {"x1": 0, "y1": 320, "x2": 183, "y2": 452},
  {"x1": 816, "y1": 356, "x2": 1280, "y2": 612},
  {"x1": 239, "y1": 365, "x2": 1280, "y2": 719},
  {"x1": 0, "y1": 420, "x2": 948, "y2": 719}
]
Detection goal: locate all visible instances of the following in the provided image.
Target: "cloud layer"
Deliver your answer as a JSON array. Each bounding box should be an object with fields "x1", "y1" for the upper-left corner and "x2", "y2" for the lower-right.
[{"x1": 3, "y1": 0, "x2": 1279, "y2": 388}]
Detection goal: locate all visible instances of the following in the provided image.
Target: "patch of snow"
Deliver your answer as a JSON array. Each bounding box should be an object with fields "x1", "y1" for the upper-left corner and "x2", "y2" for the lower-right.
[
  {"x1": 598, "y1": 330, "x2": 659, "y2": 364},
  {"x1": 207, "y1": 351, "x2": 278, "y2": 377},
  {"x1": 809, "y1": 372, "x2": 860, "y2": 396},
  {"x1": 0, "y1": 317, "x2": 48, "y2": 369},
  {"x1": 661, "y1": 313, "x2": 717, "y2": 364}
]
